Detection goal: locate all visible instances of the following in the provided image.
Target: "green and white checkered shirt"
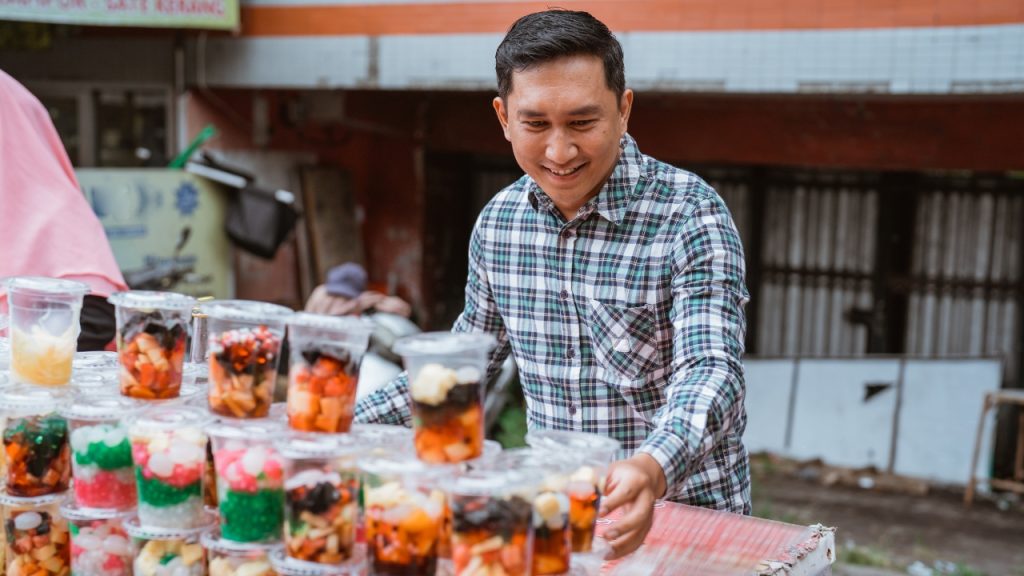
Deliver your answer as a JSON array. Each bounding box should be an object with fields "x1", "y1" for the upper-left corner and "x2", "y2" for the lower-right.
[{"x1": 355, "y1": 134, "x2": 751, "y2": 513}]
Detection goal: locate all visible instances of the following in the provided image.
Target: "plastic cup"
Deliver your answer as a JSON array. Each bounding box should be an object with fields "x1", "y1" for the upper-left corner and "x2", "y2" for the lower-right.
[
  {"x1": 206, "y1": 301, "x2": 293, "y2": 419},
  {"x1": 489, "y1": 449, "x2": 580, "y2": 575},
  {"x1": 449, "y1": 469, "x2": 536, "y2": 576},
  {"x1": 286, "y1": 314, "x2": 371, "y2": 434},
  {"x1": 70, "y1": 369, "x2": 120, "y2": 393},
  {"x1": 72, "y1": 351, "x2": 119, "y2": 372},
  {"x1": 124, "y1": 513, "x2": 215, "y2": 576},
  {"x1": 129, "y1": 406, "x2": 213, "y2": 529},
  {"x1": 109, "y1": 291, "x2": 195, "y2": 400},
  {"x1": 6, "y1": 276, "x2": 90, "y2": 386},
  {"x1": 359, "y1": 455, "x2": 453, "y2": 575},
  {"x1": 525, "y1": 430, "x2": 621, "y2": 553},
  {"x1": 62, "y1": 393, "x2": 141, "y2": 510},
  {"x1": 268, "y1": 546, "x2": 366, "y2": 576},
  {"x1": 393, "y1": 332, "x2": 496, "y2": 464},
  {"x1": 277, "y1": 434, "x2": 363, "y2": 566},
  {"x1": 61, "y1": 500, "x2": 134, "y2": 576},
  {"x1": 0, "y1": 386, "x2": 72, "y2": 496},
  {"x1": 207, "y1": 419, "x2": 287, "y2": 543},
  {"x1": 1, "y1": 490, "x2": 71, "y2": 575},
  {"x1": 202, "y1": 530, "x2": 279, "y2": 576},
  {"x1": 348, "y1": 424, "x2": 414, "y2": 454}
]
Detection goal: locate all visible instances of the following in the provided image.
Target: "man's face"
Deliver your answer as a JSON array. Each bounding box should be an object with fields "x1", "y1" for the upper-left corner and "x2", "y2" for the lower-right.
[{"x1": 493, "y1": 55, "x2": 633, "y2": 216}]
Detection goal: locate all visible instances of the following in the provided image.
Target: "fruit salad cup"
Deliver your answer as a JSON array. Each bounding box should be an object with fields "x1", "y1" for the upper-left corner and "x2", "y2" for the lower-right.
[
  {"x1": 525, "y1": 430, "x2": 620, "y2": 553},
  {"x1": 278, "y1": 434, "x2": 362, "y2": 566},
  {"x1": 0, "y1": 490, "x2": 71, "y2": 576},
  {"x1": 489, "y1": 449, "x2": 577, "y2": 575},
  {"x1": 394, "y1": 332, "x2": 496, "y2": 464},
  {"x1": 203, "y1": 530, "x2": 279, "y2": 576},
  {"x1": 0, "y1": 386, "x2": 72, "y2": 497},
  {"x1": 208, "y1": 420, "x2": 287, "y2": 543},
  {"x1": 124, "y1": 513, "x2": 215, "y2": 576},
  {"x1": 62, "y1": 394, "x2": 140, "y2": 510},
  {"x1": 61, "y1": 500, "x2": 133, "y2": 576},
  {"x1": 6, "y1": 276, "x2": 89, "y2": 387},
  {"x1": 129, "y1": 406, "x2": 213, "y2": 529},
  {"x1": 206, "y1": 301, "x2": 293, "y2": 419},
  {"x1": 359, "y1": 456, "x2": 452, "y2": 575},
  {"x1": 286, "y1": 314, "x2": 371, "y2": 434},
  {"x1": 449, "y1": 470, "x2": 536, "y2": 576},
  {"x1": 109, "y1": 291, "x2": 195, "y2": 400}
]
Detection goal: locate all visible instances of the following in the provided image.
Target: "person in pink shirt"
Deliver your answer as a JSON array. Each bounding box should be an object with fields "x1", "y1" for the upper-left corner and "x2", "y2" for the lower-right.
[{"x1": 0, "y1": 69, "x2": 128, "y2": 350}]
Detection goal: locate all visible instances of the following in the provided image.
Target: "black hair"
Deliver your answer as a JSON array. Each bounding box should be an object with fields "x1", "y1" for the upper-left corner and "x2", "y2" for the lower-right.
[{"x1": 495, "y1": 9, "x2": 625, "y2": 101}]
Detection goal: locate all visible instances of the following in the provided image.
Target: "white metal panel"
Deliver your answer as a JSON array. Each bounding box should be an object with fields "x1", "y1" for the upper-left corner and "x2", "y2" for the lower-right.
[
  {"x1": 788, "y1": 359, "x2": 901, "y2": 469},
  {"x1": 742, "y1": 359, "x2": 796, "y2": 455},
  {"x1": 378, "y1": 34, "x2": 503, "y2": 90},
  {"x1": 894, "y1": 359, "x2": 1001, "y2": 485},
  {"x1": 196, "y1": 36, "x2": 373, "y2": 88}
]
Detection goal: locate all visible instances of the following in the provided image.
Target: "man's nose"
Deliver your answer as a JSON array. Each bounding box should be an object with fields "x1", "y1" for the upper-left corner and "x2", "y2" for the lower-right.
[{"x1": 545, "y1": 130, "x2": 579, "y2": 165}]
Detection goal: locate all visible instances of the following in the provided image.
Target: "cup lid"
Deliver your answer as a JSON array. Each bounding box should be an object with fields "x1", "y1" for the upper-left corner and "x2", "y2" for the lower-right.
[
  {"x1": 203, "y1": 300, "x2": 293, "y2": 326},
  {"x1": 72, "y1": 351, "x2": 119, "y2": 371},
  {"x1": 0, "y1": 385, "x2": 72, "y2": 413},
  {"x1": 487, "y1": 447, "x2": 578, "y2": 475},
  {"x1": 123, "y1": 513, "x2": 217, "y2": 540},
  {"x1": 206, "y1": 418, "x2": 285, "y2": 441},
  {"x1": 269, "y1": 547, "x2": 366, "y2": 576},
  {"x1": 108, "y1": 290, "x2": 196, "y2": 311},
  {"x1": 0, "y1": 488, "x2": 66, "y2": 508},
  {"x1": 200, "y1": 529, "x2": 279, "y2": 554},
  {"x1": 348, "y1": 424, "x2": 414, "y2": 448},
  {"x1": 61, "y1": 393, "x2": 140, "y2": 421},
  {"x1": 525, "y1": 429, "x2": 621, "y2": 460},
  {"x1": 393, "y1": 331, "x2": 497, "y2": 357},
  {"x1": 276, "y1": 432, "x2": 363, "y2": 460},
  {"x1": 60, "y1": 499, "x2": 135, "y2": 522},
  {"x1": 287, "y1": 313, "x2": 372, "y2": 335},
  {"x1": 69, "y1": 369, "x2": 119, "y2": 392},
  {"x1": 129, "y1": 405, "x2": 213, "y2": 432},
  {"x1": 6, "y1": 276, "x2": 90, "y2": 296},
  {"x1": 359, "y1": 454, "x2": 456, "y2": 479},
  {"x1": 450, "y1": 468, "x2": 535, "y2": 497}
]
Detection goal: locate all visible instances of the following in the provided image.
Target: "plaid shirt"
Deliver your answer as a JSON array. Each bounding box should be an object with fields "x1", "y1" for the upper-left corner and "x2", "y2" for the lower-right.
[{"x1": 355, "y1": 134, "x2": 751, "y2": 513}]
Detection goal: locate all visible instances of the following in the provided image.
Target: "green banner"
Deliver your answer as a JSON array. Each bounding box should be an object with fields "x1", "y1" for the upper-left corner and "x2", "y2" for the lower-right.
[{"x1": 0, "y1": 0, "x2": 238, "y2": 30}]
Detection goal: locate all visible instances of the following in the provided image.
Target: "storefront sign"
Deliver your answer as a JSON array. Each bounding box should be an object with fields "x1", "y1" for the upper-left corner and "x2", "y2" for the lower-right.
[{"x1": 0, "y1": 0, "x2": 238, "y2": 30}]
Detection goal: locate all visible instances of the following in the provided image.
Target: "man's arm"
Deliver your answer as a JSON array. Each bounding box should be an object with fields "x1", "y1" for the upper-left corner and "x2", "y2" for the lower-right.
[
  {"x1": 354, "y1": 218, "x2": 511, "y2": 425},
  {"x1": 600, "y1": 190, "x2": 748, "y2": 556}
]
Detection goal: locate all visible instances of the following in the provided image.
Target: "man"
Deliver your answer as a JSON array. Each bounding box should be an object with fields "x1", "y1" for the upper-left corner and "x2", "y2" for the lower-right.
[{"x1": 355, "y1": 9, "x2": 750, "y2": 558}]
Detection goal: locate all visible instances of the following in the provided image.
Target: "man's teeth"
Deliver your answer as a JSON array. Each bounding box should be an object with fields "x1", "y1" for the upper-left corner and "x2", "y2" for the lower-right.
[{"x1": 550, "y1": 166, "x2": 580, "y2": 176}]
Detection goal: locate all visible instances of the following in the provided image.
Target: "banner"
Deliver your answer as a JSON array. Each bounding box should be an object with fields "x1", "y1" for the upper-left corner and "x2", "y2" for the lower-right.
[{"x1": 0, "y1": 0, "x2": 238, "y2": 30}]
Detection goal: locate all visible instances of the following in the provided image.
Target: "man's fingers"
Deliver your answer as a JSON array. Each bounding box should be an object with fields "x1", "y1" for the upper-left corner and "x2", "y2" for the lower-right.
[
  {"x1": 603, "y1": 524, "x2": 648, "y2": 560},
  {"x1": 598, "y1": 479, "x2": 637, "y2": 517}
]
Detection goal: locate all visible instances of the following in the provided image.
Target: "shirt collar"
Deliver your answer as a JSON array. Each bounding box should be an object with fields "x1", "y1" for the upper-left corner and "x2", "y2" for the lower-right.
[{"x1": 527, "y1": 133, "x2": 647, "y2": 226}]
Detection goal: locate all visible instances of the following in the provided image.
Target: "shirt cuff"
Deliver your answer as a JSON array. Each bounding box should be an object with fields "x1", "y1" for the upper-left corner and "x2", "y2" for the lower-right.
[
  {"x1": 636, "y1": 428, "x2": 689, "y2": 499},
  {"x1": 353, "y1": 372, "x2": 413, "y2": 426}
]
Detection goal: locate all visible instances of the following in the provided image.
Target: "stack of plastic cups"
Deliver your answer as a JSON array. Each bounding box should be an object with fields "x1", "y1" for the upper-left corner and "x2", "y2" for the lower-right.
[
  {"x1": 273, "y1": 434, "x2": 365, "y2": 575},
  {"x1": 526, "y1": 429, "x2": 621, "y2": 570},
  {"x1": 0, "y1": 386, "x2": 73, "y2": 575},
  {"x1": 109, "y1": 291, "x2": 196, "y2": 401},
  {"x1": 359, "y1": 455, "x2": 453, "y2": 575},
  {"x1": 124, "y1": 513, "x2": 215, "y2": 576},
  {"x1": 61, "y1": 500, "x2": 135, "y2": 575},
  {"x1": 204, "y1": 301, "x2": 293, "y2": 419},
  {"x1": 448, "y1": 469, "x2": 537, "y2": 576},
  {"x1": 5, "y1": 277, "x2": 89, "y2": 387},
  {"x1": 204, "y1": 419, "x2": 287, "y2": 575}
]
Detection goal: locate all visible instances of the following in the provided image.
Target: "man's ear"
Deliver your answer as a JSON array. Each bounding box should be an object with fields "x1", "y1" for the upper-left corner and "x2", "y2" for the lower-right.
[
  {"x1": 618, "y1": 89, "x2": 634, "y2": 136},
  {"x1": 493, "y1": 97, "x2": 511, "y2": 142}
]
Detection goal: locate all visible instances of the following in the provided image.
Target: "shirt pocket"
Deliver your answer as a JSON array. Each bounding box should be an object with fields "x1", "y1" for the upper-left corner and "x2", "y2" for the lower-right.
[{"x1": 586, "y1": 299, "x2": 661, "y2": 381}]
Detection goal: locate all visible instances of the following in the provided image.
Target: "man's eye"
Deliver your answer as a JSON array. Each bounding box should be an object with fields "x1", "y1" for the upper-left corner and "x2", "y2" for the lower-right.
[
  {"x1": 571, "y1": 119, "x2": 596, "y2": 127},
  {"x1": 525, "y1": 121, "x2": 547, "y2": 128}
]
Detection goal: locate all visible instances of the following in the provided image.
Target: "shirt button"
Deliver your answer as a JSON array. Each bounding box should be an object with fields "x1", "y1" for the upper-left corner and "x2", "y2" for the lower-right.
[
  {"x1": 561, "y1": 229, "x2": 574, "y2": 240},
  {"x1": 566, "y1": 347, "x2": 576, "y2": 359},
  {"x1": 559, "y1": 289, "x2": 570, "y2": 300},
  {"x1": 568, "y1": 403, "x2": 577, "y2": 415}
]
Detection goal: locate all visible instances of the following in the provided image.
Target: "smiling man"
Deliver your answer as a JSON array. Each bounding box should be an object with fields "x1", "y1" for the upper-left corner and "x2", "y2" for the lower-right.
[{"x1": 356, "y1": 9, "x2": 751, "y2": 558}]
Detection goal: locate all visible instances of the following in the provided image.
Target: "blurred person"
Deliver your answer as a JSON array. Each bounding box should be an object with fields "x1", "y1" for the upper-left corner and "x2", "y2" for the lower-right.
[
  {"x1": 355, "y1": 10, "x2": 750, "y2": 560},
  {"x1": 0, "y1": 69, "x2": 128, "y2": 351},
  {"x1": 305, "y1": 262, "x2": 412, "y2": 318}
]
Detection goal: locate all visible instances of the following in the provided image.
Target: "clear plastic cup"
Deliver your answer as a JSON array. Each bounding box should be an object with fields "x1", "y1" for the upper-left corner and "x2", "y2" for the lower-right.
[
  {"x1": 393, "y1": 332, "x2": 496, "y2": 464},
  {"x1": 449, "y1": 469, "x2": 536, "y2": 576},
  {"x1": 359, "y1": 455, "x2": 453, "y2": 575},
  {"x1": 277, "y1": 434, "x2": 363, "y2": 566},
  {"x1": 129, "y1": 406, "x2": 213, "y2": 529},
  {"x1": 286, "y1": 314, "x2": 371, "y2": 434},
  {"x1": 124, "y1": 513, "x2": 215, "y2": 576},
  {"x1": 0, "y1": 490, "x2": 71, "y2": 575},
  {"x1": 489, "y1": 448, "x2": 580, "y2": 575},
  {"x1": 72, "y1": 351, "x2": 119, "y2": 372},
  {"x1": 62, "y1": 393, "x2": 141, "y2": 510},
  {"x1": 202, "y1": 530, "x2": 279, "y2": 576},
  {"x1": 70, "y1": 369, "x2": 120, "y2": 393},
  {"x1": 6, "y1": 276, "x2": 89, "y2": 386},
  {"x1": 207, "y1": 419, "x2": 287, "y2": 543},
  {"x1": 268, "y1": 546, "x2": 367, "y2": 576},
  {"x1": 0, "y1": 386, "x2": 72, "y2": 496},
  {"x1": 206, "y1": 301, "x2": 293, "y2": 419},
  {"x1": 525, "y1": 430, "x2": 621, "y2": 553},
  {"x1": 61, "y1": 500, "x2": 134, "y2": 576},
  {"x1": 109, "y1": 291, "x2": 195, "y2": 400},
  {"x1": 348, "y1": 424, "x2": 414, "y2": 457}
]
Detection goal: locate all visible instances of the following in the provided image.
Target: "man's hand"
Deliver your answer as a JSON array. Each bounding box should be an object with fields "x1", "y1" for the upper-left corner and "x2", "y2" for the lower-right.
[{"x1": 598, "y1": 453, "x2": 667, "y2": 559}]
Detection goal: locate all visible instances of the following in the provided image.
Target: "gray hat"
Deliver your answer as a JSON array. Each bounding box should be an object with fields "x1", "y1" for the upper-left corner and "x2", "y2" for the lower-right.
[{"x1": 325, "y1": 262, "x2": 367, "y2": 299}]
